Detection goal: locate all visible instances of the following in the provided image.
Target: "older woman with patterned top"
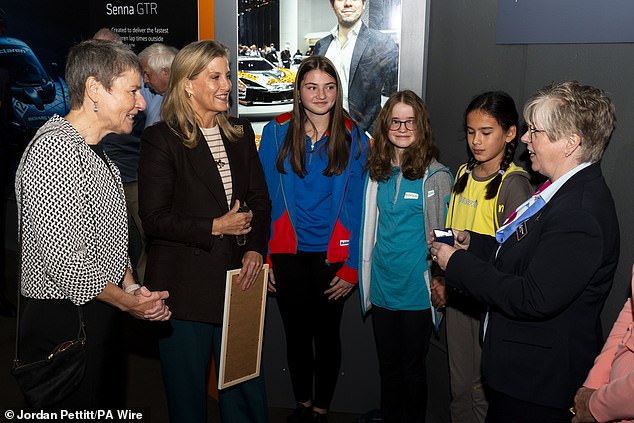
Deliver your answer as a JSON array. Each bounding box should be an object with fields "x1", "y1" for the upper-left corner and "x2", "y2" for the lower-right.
[{"x1": 14, "y1": 39, "x2": 171, "y2": 409}]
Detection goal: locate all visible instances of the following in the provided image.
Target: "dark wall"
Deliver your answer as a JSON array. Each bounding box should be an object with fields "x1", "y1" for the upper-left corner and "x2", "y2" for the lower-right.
[
  {"x1": 2, "y1": 2, "x2": 90, "y2": 73},
  {"x1": 426, "y1": 0, "x2": 633, "y2": 333},
  {"x1": 238, "y1": 0, "x2": 280, "y2": 49},
  {"x1": 421, "y1": 1, "x2": 634, "y2": 419}
]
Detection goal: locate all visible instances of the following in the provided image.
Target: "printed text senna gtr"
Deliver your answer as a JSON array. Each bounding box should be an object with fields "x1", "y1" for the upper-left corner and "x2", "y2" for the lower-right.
[{"x1": 106, "y1": 3, "x2": 158, "y2": 15}]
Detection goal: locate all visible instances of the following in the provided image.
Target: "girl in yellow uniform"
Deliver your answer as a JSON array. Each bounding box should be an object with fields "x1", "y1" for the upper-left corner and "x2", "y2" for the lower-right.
[{"x1": 431, "y1": 91, "x2": 533, "y2": 423}]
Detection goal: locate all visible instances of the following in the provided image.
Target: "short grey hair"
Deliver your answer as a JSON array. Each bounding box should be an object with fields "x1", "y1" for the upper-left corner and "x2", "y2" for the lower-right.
[
  {"x1": 523, "y1": 80, "x2": 616, "y2": 162},
  {"x1": 138, "y1": 43, "x2": 178, "y2": 74},
  {"x1": 65, "y1": 39, "x2": 141, "y2": 110},
  {"x1": 93, "y1": 27, "x2": 122, "y2": 43}
]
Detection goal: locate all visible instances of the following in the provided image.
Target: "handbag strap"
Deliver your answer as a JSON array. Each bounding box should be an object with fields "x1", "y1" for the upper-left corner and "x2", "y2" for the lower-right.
[{"x1": 13, "y1": 133, "x2": 85, "y2": 366}]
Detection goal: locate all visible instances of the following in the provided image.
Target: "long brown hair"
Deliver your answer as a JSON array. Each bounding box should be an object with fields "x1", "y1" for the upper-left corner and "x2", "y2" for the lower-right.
[
  {"x1": 276, "y1": 55, "x2": 353, "y2": 176},
  {"x1": 367, "y1": 90, "x2": 438, "y2": 181},
  {"x1": 161, "y1": 40, "x2": 240, "y2": 148}
]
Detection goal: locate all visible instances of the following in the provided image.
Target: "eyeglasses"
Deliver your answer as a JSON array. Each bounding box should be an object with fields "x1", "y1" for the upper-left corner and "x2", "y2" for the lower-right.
[
  {"x1": 389, "y1": 119, "x2": 416, "y2": 131},
  {"x1": 528, "y1": 125, "x2": 546, "y2": 142}
]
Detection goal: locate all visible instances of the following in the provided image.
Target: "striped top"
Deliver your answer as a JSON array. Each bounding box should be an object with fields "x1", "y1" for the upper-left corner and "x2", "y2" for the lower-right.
[{"x1": 201, "y1": 126, "x2": 232, "y2": 207}]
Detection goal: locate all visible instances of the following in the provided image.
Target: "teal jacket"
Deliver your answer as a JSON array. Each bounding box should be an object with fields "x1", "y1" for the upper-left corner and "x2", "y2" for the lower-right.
[{"x1": 359, "y1": 159, "x2": 453, "y2": 325}]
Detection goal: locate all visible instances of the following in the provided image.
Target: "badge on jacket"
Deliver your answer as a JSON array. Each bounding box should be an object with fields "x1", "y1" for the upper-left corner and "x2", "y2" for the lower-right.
[{"x1": 516, "y1": 221, "x2": 528, "y2": 241}]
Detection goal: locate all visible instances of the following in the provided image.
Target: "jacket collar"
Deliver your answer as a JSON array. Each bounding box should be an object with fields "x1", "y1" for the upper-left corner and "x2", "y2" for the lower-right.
[{"x1": 496, "y1": 162, "x2": 603, "y2": 256}]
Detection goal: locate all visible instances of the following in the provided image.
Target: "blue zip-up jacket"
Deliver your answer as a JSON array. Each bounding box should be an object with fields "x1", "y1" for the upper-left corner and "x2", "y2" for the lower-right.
[{"x1": 258, "y1": 112, "x2": 369, "y2": 283}]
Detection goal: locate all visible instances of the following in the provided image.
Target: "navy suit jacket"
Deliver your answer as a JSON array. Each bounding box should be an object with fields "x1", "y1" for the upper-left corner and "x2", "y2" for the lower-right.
[
  {"x1": 313, "y1": 23, "x2": 398, "y2": 134},
  {"x1": 446, "y1": 162, "x2": 620, "y2": 409},
  {"x1": 139, "y1": 118, "x2": 271, "y2": 324}
]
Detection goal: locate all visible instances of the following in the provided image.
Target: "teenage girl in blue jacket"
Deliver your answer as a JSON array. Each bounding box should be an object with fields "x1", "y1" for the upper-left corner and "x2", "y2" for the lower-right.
[{"x1": 258, "y1": 55, "x2": 369, "y2": 422}]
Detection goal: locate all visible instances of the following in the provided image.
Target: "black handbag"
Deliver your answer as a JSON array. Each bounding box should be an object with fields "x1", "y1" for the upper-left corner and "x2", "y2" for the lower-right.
[
  {"x1": 12, "y1": 154, "x2": 87, "y2": 409},
  {"x1": 11, "y1": 308, "x2": 87, "y2": 409}
]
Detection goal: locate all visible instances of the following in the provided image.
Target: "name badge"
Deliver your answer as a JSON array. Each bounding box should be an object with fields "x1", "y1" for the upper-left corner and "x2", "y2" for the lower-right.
[
  {"x1": 340, "y1": 240, "x2": 349, "y2": 247},
  {"x1": 427, "y1": 189, "x2": 435, "y2": 198},
  {"x1": 404, "y1": 192, "x2": 419, "y2": 200}
]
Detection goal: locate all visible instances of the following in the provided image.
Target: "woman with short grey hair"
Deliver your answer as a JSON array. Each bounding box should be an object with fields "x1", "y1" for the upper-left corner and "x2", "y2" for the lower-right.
[
  {"x1": 431, "y1": 81, "x2": 619, "y2": 422},
  {"x1": 15, "y1": 39, "x2": 171, "y2": 409}
]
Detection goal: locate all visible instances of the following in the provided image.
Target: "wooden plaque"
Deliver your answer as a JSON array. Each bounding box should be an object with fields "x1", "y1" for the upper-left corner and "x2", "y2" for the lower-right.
[{"x1": 218, "y1": 264, "x2": 268, "y2": 389}]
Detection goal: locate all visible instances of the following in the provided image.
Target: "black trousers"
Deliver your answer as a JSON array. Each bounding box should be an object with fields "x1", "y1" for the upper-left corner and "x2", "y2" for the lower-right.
[
  {"x1": 372, "y1": 305, "x2": 433, "y2": 423},
  {"x1": 18, "y1": 298, "x2": 122, "y2": 410},
  {"x1": 485, "y1": 389, "x2": 571, "y2": 423},
  {"x1": 271, "y1": 252, "x2": 344, "y2": 410}
]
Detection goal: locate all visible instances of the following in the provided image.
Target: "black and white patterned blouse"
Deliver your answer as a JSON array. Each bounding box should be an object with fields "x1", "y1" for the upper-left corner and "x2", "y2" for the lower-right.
[{"x1": 15, "y1": 115, "x2": 129, "y2": 305}]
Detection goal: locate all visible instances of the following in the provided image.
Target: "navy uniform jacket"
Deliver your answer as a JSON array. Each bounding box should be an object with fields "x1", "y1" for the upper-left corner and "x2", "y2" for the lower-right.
[
  {"x1": 313, "y1": 23, "x2": 398, "y2": 135},
  {"x1": 445, "y1": 162, "x2": 619, "y2": 409}
]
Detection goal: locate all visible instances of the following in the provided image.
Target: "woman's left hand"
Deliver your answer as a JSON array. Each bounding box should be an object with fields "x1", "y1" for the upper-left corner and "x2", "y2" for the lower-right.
[
  {"x1": 236, "y1": 251, "x2": 263, "y2": 290},
  {"x1": 429, "y1": 241, "x2": 458, "y2": 271},
  {"x1": 571, "y1": 387, "x2": 598, "y2": 422},
  {"x1": 325, "y1": 276, "x2": 355, "y2": 300}
]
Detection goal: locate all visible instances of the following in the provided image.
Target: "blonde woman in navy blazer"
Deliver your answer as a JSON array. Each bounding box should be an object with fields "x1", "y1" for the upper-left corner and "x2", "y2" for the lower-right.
[
  {"x1": 139, "y1": 40, "x2": 271, "y2": 423},
  {"x1": 431, "y1": 81, "x2": 619, "y2": 423}
]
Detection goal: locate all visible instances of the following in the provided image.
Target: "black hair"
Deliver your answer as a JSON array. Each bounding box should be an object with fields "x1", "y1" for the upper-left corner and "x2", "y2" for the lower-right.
[{"x1": 453, "y1": 91, "x2": 519, "y2": 199}]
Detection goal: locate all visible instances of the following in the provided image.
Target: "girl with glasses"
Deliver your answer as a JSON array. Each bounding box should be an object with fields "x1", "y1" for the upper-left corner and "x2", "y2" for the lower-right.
[
  {"x1": 359, "y1": 90, "x2": 453, "y2": 422},
  {"x1": 431, "y1": 91, "x2": 532, "y2": 423}
]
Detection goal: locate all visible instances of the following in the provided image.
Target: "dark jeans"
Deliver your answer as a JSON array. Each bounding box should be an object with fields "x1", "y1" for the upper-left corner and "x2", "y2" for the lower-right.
[
  {"x1": 271, "y1": 252, "x2": 344, "y2": 410},
  {"x1": 372, "y1": 306, "x2": 433, "y2": 423},
  {"x1": 158, "y1": 319, "x2": 269, "y2": 423}
]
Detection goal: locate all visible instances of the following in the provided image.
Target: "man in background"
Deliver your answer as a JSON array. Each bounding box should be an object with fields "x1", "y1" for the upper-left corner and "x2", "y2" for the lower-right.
[
  {"x1": 93, "y1": 27, "x2": 122, "y2": 42},
  {"x1": 281, "y1": 43, "x2": 292, "y2": 68},
  {"x1": 138, "y1": 43, "x2": 178, "y2": 128},
  {"x1": 313, "y1": 0, "x2": 398, "y2": 135}
]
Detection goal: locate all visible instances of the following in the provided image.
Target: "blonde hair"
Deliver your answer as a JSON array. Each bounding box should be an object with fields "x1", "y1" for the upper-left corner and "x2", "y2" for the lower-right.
[
  {"x1": 161, "y1": 40, "x2": 240, "y2": 148},
  {"x1": 523, "y1": 81, "x2": 615, "y2": 162}
]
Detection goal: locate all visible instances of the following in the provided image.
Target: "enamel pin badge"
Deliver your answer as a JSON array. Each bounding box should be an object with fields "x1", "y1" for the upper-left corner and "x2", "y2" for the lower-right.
[{"x1": 516, "y1": 221, "x2": 528, "y2": 241}]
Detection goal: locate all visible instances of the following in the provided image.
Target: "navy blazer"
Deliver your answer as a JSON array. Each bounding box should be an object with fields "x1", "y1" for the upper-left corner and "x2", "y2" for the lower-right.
[
  {"x1": 445, "y1": 162, "x2": 619, "y2": 409},
  {"x1": 139, "y1": 118, "x2": 271, "y2": 324},
  {"x1": 313, "y1": 23, "x2": 398, "y2": 134}
]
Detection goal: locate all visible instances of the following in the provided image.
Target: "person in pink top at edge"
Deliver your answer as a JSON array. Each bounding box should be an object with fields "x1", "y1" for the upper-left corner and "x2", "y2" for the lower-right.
[{"x1": 572, "y1": 264, "x2": 634, "y2": 423}]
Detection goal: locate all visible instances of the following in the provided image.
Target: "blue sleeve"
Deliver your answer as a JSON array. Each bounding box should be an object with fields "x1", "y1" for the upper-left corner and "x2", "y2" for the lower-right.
[
  {"x1": 342, "y1": 127, "x2": 370, "y2": 274},
  {"x1": 258, "y1": 120, "x2": 278, "y2": 186},
  {"x1": 258, "y1": 120, "x2": 279, "y2": 256}
]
